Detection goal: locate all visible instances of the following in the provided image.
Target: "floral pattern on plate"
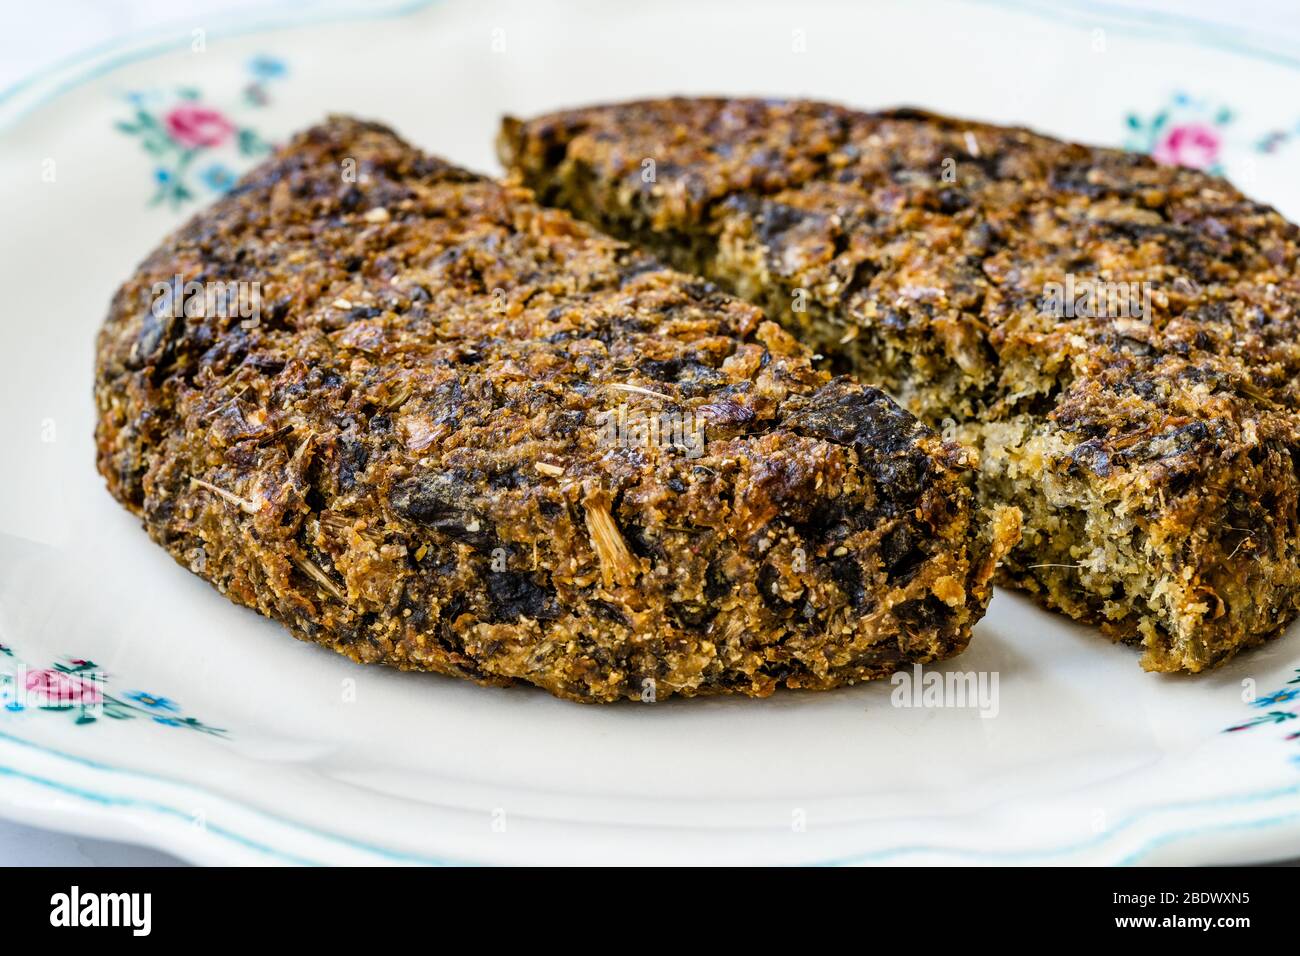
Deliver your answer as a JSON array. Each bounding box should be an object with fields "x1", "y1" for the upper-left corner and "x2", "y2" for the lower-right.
[
  {"x1": 114, "y1": 55, "x2": 286, "y2": 207},
  {"x1": 1224, "y1": 668, "x2": 1300, "y2": 766},
  {"x1": 1125, "y1": 91, "x2": 1234, "y2": 174},
  {"x1": 1125, "y1": 90, "x2": 1300, "y2": 177},
  {"x1": 0, "y1": 644, "x2": 225, "y2": 736}
]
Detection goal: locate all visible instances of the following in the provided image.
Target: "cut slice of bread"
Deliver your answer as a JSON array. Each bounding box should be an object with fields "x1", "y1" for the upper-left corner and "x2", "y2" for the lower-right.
[{"x1": 502, "y1": 97, "x2": 1300, "y2": 672}]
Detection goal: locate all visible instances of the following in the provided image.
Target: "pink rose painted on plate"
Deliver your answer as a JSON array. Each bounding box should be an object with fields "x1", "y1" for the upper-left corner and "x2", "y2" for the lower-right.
[
  {"x1": 1, "y1": 649, "x2": 225, "y2": 733},
  {"x1": 164, "y1": 104, "x2": 235, "y2": 149},
  {"x1": 1152, "y1": 122, "x2": 1221, "y2": 170},
  {"x1": 25, "y1": 668, "x2": 102, "y2": 706},
  {"x1": 1124, "y1": 94, "x2": 1240, "y2": 176},
  {"x1": 116, "y1": 58, "x2": 285, "y2": 207}
]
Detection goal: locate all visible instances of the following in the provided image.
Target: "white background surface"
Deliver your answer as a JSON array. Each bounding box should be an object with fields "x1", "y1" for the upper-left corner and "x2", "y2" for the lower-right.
[{"x1": 2, "y1": 0, "x2": 1297, "y2": 867}]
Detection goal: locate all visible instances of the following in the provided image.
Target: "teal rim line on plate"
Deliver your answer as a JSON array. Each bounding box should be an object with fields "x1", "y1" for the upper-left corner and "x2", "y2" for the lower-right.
[
  {"x1": 4, "y1": 0, "x2": 1300, "y2": 130},
  {"x1": 0, "y1": 0, "x2": 443, "y2": 129},
  {"x1": 3, "y1": 728, "x2": 1300, "y2": 866},
  {"x1": 0, "y1": 730, "x2": 466, "y2": 866},
  {"x1": 972, "y1": 0, "x2": 1300, "y2": 73},
  {"x1": 2, "y1": 0, "x2": 1299, "y2": 864}
]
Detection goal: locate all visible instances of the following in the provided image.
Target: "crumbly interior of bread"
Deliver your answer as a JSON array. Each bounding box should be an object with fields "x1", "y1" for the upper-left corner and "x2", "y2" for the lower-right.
[{"x1": 640, "y1": 218, "x2": 1300, "y2": 671}]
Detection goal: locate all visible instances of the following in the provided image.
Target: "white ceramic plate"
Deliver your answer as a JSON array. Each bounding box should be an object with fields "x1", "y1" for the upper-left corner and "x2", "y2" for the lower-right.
[{"x1": 3, "y1": 0, "x2": 1300, "y2": 866}]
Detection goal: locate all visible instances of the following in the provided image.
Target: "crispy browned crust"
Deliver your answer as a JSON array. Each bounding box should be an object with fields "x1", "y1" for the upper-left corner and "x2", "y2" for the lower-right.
[
  {"x1": 94, "y1": 116, "x2": 1009, "y2": 703},
  {"x1": 500, "y1": 97, "x2": 1300, "y2": 672}
]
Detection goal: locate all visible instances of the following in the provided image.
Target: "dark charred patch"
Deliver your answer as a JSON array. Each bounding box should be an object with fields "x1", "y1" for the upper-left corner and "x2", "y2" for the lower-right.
[
  {"x1": 829, "y1": 554, "x2": 869, "y2": 609},
  {"x1": 336, "y1": 435, "x2": 369, "y2": 491},
  {"x1": 389, "y1": 472, "x2": 492, "y2": 545},
  {"x1": 704, "y1": 563, "x2": 734, "y2": 603},
  {"x1": 589, "y1": 598, "x2": 629, "y2": 626},
  {"x1": 668, "y1": 601, "x2": 718, "y2": 629},
  {"x1": 785, "y1": 381, "x2": 927, "y2": 458},
  {"x1": 699, "y1": 399, "x2": 756, "y2": 427},
  {"x1": 757, "y1": 563, "x2": 799, "y2": 613},
  {"x1": 879, "y1": 524, "x2": 927, "y2": 582},
  {"x1": 894, "y1": 594, "x2": 953, "y2": 634},
  {"x1": 1068, "y1": 438, "x2": 1112, "y2": 478},
  {"x1": 486, "y1": 571, "x2": 559, "y2": 622}
]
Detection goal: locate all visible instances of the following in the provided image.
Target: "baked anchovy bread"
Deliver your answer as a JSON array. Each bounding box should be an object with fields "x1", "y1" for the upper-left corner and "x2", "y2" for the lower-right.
[
  {"x1": 95, "y1": 116, "x2": 1012, "y2": 703},
  {"x1": 501, "y1": 97, "x2": 1300, "y2": 673}
]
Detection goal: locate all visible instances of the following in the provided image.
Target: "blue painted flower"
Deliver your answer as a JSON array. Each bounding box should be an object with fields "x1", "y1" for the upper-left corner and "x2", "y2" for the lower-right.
[
  {"x1": 127, "y1": 690, "x2": 179, "y2": 712},
  {"x1": 1253, "y1": 689, "x2": 1299, "y2": 707},
  {"x1": 201, "y1": 163, "x2": 237, "y2": 192},
  {"x1": 154, "y1": 168, "x2": 171, "y2": 183},
  {"x1": 249, "y1": 55, "x2": 287, "y2": 80}
]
